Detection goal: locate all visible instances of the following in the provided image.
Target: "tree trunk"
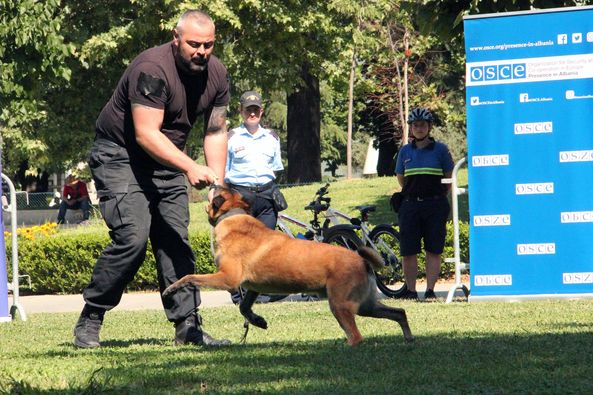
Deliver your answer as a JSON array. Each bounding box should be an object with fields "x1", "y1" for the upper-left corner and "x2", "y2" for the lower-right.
[
  {"x1": 347, "y1": 48, "x2": 356, "y2": 180},
  {"x1": 286, "y1": 63, "x2": 321, "y2": 183}
]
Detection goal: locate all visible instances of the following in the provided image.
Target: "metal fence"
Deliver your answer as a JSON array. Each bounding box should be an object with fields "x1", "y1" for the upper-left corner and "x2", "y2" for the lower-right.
[{"x1": 1, "y1": 192, "x2": 58, "y2": 210}]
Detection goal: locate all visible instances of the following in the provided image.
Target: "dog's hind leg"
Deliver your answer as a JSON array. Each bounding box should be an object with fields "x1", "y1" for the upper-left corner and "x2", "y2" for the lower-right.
[
  {"x1": 358, "y1": 301, "x2": 415, "y2": 343},
  {"x1": 328, "y1": 299, "x2": 364, "y2": 346},
  {"x1": 239, "y1": 291, "x2": 268, "y2": 330}
]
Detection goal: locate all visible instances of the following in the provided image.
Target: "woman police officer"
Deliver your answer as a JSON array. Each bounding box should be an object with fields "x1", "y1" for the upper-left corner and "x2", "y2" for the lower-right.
[{"x1": 395, "y1": 108, "x2": 454, "y2": 300}]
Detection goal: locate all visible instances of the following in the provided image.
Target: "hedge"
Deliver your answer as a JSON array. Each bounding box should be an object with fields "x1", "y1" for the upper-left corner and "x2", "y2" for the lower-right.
[
  {"x1": 6, "y1": 222, "x2": 469, "y2": 295},
  {"x1": 7, "y1": 231, "x2": 216, "y2": 294}
]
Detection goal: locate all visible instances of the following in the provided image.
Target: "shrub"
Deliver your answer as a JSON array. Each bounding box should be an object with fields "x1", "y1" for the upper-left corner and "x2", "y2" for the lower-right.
[
  {"x1": 411, "y1": 221, "x2": 469, "y2": 279},
  {"x1": 442, "y1": 220, "x2": 470, "y2": 276},
  {"x1": 5, "y1": 221, "x2": 469, "y2": 294},
  {"x1": 6, "y1": 231, "x2": 216, "y2": 294}
]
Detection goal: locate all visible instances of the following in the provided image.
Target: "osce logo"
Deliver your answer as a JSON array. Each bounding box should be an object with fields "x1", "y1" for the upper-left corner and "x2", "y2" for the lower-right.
[
  {"x1": 559, "y1": 150, "x2": 593, "y2": 163},
  {"x1": 473, "y1": 214, "x2": 511, "y2": 227},
  {"x1": 515, "y1": 182, "x2": 554, "y2": 195},
  {"x1": 469, "y1": 63, "x2": 526, "y2": 82},
  {"x1": 516, "y1": 243, "x2": 556, "y2": 255},
  {"x1": 514, "y1": 122, "x2": 553, "y2": 135},
  {"x1": 474, "y1": 274, "x2": 512, "y2": 286},
  {"x1": 472, "y1": 154, "x2": 509, "y2": 167},
  {"x1": 563, "y1": 272, "x2": 593, "y2": 284},
  {"x1": 560, "y1": 211, "x2": 593, "y2": 223}
]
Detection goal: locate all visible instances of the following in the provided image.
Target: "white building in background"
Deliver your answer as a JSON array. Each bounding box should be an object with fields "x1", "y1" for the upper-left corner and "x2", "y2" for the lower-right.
[{"x1": 362, "y1": 139, "x2": 379, "y2": 177}]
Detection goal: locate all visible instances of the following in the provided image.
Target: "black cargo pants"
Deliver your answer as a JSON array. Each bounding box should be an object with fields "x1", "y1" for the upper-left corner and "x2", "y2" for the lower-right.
[
  {"x1": 228, "y1": 183, "x2": 278, "y2": 230},
  {"x1": 83, "y1": 138, "x2": 200, "y2": 323}
]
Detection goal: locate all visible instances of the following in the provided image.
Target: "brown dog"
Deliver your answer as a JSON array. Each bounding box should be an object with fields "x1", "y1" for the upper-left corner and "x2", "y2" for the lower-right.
[{"x1": 163, "y1": 188, "x2": 414, "y2": 346}]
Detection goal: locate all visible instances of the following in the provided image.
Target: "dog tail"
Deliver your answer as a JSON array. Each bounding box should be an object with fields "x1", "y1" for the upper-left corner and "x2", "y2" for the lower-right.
[{"x1": 357, "y1": 246, "x2": 383, "y2": 272}]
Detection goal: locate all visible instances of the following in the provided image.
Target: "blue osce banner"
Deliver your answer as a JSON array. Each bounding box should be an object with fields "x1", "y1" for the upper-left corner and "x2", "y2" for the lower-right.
[
  {"x1": 1, "y1": 149, "x2": 10, "y2": 321},
  {"x1": 464, "y1": 6, "x2": 593, "y2": 300}
]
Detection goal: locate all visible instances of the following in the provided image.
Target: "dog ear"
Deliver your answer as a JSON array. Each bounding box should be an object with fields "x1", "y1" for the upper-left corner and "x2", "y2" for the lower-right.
[
  {"x1": 211, "y1": 195, "x2": 226, "y2": 212},
  {"x1": 232, "y1": 191, "x2": 250, "y2": 210}
]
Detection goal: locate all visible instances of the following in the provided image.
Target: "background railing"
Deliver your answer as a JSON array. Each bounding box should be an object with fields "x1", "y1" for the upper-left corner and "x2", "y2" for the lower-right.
[{"x1": 1, "y1": 192, "x2": 58, "y2": 210}]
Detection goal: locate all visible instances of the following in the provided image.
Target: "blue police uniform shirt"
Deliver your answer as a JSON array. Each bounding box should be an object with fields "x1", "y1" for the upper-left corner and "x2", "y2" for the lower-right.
[
  {"x1": 395, "y1": 138, "x2": 454, "y2": 197},
  {"x1": 225, "y1": 124, "x2": 284, "y2": 187}
]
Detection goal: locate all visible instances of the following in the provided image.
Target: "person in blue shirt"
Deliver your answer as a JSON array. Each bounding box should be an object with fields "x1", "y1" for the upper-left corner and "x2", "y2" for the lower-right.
[
  {"x1": 395, "y1": 108, "x2": 454, "y2": 300},
  {"x1": 225, "y1": 90, "x2": 284, "y2": 227},
  {"x1": 225, "y1": 90, "x2": 286, "y2": 303}
]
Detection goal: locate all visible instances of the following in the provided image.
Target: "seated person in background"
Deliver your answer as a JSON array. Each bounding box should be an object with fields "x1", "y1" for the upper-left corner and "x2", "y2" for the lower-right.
[
  {"x1": 57, "y1": 174, "x2": 91, "y2": 224},
  {"x1": 1, "y1": 182, "x2": 9, "y2": 207}
]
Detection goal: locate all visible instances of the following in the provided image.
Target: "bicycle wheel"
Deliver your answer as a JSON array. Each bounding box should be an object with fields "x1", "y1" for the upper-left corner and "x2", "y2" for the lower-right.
[
  {"x1": 322, "y1": 227, "x2": 363, "y2": 251},
  {"x1": 232, "y1": 287, "x2": 290, "y2": 304},
  {"x1": 258, "y1": 293, "x2": 290, "y2": 303},
  {"x1": 368, "y1": 224, "x2": 407, "y2": 298}
]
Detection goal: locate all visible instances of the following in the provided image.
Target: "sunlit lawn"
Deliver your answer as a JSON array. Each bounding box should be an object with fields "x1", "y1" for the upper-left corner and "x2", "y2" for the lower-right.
[{"x1": 1, "y1": 297, "x2": 592, "y2": 394}]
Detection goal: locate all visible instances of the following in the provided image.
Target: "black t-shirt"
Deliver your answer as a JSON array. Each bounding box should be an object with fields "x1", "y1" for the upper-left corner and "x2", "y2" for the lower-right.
[{"x1": 95, "y1": 42, "x2": 229, "y2": 171}]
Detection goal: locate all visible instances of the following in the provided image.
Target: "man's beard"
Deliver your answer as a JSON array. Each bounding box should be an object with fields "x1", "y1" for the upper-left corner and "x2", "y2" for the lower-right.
[{"x1": 175, "y1": 48, "x2": 209, "y2": 75}]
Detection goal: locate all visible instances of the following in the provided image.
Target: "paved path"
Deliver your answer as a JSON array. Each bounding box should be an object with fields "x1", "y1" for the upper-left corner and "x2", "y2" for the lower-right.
[
  {"x1": 8, "y1": 282, "x2": 469, "y2": 315},
  {"x1": 8, "y1": 290, "x2": 233, "y2": 315}
]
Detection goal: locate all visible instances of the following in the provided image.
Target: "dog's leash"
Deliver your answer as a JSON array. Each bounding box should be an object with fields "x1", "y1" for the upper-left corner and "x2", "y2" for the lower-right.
[
  {"x1": 208, "y1": 183, "x2": 251, "y2": 344},
  {"x1": 239, "y1": 319, "x2": 250, "y2": 344},
  {"x1": 208, "y1": 184, "x2": 221, "y2": 259},
  {"x1": 237, "y1": 286, "x2": 250, "y2": 344}
]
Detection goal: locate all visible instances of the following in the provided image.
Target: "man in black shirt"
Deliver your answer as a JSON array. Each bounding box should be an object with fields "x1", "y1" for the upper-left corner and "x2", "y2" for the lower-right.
[{"x1": 74, "y1": 10, "x2": 230, "y2": 348}]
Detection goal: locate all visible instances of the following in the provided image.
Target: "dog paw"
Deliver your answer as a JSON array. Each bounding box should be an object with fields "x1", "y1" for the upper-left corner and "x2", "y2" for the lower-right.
[
  {"x1": 162, "y1": 286, "x2": 176, "y2": 298},
  {"x1": 249, "y1": 315, "x2": 268, "y2": 330},
  {"x1": 405, "y1": 335, "x2": 415, "y2": 343}
]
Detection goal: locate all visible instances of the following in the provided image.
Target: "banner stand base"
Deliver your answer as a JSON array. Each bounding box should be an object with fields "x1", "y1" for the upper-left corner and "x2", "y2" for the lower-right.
[
  {"x1": 9, "y1": 303, "x2": 27, "y2": 321},
  {"x1": 446, "y1": 284, "x2": 470, "y2": 304},
  {"x1": 470, "y1": 293, "x2": 593, "y2": 303}
]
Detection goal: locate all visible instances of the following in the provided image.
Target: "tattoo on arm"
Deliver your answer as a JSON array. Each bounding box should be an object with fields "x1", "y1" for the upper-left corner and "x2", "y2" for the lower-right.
[{"x1": 205, "y1": 106, "x2": 227, "y2": 135}]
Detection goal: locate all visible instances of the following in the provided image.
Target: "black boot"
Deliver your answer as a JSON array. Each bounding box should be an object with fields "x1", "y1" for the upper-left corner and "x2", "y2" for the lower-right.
[
  {"x1": 73, "y1": 304, "x2": 105, "y2": 348},
  {"x1": 424, "y1": 289, "x2": 437, "y2": 300},
  {"x1": 174, "y1": 312, "x2": 231, "y2": 347}
]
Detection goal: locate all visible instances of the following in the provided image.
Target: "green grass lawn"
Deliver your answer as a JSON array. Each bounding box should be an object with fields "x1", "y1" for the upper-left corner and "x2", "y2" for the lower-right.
[{"x1": 1, "y1": 297, "x2": 592, "y2": 394}]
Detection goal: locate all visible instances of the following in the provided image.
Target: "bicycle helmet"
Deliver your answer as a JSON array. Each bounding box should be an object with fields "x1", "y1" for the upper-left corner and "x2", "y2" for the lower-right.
[{"x1": 407, "y1": 107, "x2": 434, "y2": 124}]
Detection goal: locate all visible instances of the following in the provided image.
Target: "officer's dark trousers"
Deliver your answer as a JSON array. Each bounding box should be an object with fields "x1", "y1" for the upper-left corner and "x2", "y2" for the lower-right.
[
  {"x1": 83, "y1": 139, "x2": 199, "y2": 323},
  {"x1": 251, "y1": 195, "x2": 277, "y2": 230},
  {"x1": 229, "y1": 184, "x2": 278, "y2": 230}
]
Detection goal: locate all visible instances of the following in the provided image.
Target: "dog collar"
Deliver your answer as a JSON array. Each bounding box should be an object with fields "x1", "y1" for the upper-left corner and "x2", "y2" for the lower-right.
[{"x1": 210, "y1": 208, "x2": 248, "y2": 227}]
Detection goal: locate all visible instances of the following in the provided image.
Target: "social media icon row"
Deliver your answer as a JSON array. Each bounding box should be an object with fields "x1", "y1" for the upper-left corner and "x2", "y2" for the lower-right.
[{"x1": 557, "y1": 32, "x2": 593, "y2": 44}]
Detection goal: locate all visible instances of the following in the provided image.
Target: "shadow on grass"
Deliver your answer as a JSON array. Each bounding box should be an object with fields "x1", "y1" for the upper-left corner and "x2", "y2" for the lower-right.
[
  {"x1": 44, "y1": 330, "x2": 593, "y2": 394},
  {"x1": 54, "y1": 338, "x2": 172, "y2": 351}
]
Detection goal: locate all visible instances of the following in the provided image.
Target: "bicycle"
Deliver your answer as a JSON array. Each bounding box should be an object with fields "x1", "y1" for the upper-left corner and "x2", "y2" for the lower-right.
[
  {"x1": 278, "y1": 183, "x2": 406, "y2": 298},
  {"x1": 276, "y1": 186, "x2": 363, "y2": 250},
  {"x1": 327, "y1": 205, "x2": 406, "y2": 298}
]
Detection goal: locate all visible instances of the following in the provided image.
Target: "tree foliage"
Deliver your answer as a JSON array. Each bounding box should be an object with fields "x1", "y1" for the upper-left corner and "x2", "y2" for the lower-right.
[
  {"x1": 3, "y1": 0, "x2": 592, "y2": 187},
  {"x1": 411, "y1": 0, "x2": 592, "y2": 43},
  {"x1": 0, "y1": 0, "x2": 75, "y2": 178}
]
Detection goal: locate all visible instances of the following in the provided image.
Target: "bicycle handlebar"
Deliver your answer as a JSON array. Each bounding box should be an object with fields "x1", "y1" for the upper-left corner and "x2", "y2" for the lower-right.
[
  {"x1": 315, "y1": 183, "x2": 331, "y2": 198},
  {"x1": 303, "y1": 183, "x2": 332, "y2": 213},
  {"x1": 304, "y1": 202, "x2": 329, "y2": 212}
]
